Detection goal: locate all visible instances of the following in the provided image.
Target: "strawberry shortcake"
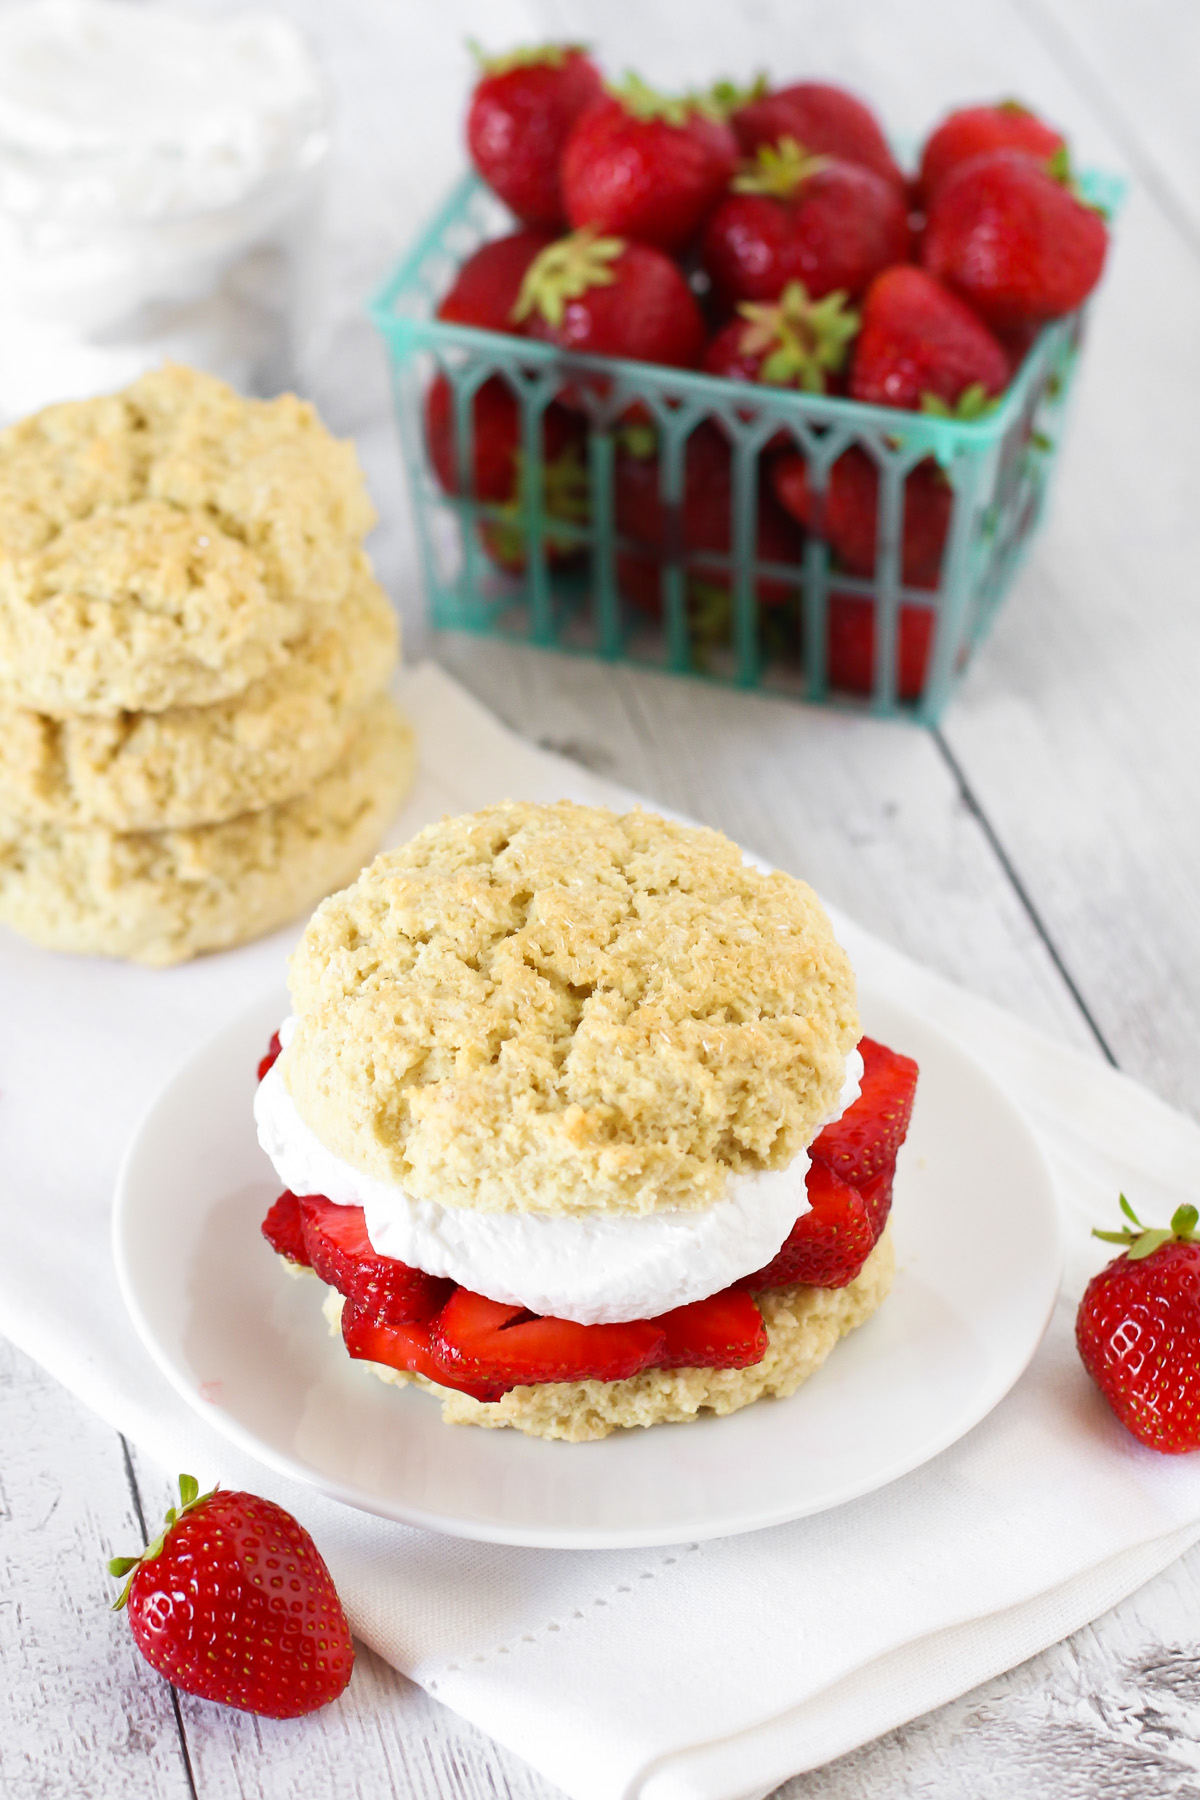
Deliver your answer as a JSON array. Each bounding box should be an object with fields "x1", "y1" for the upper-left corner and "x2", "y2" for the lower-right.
[{"x1": 256, "y1": 801, "x2": 917, "y2": 1441}]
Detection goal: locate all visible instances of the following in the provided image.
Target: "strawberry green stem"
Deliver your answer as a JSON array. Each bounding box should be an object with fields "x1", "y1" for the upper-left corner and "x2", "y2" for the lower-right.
[
  {"x1": 107, "y1": 1473, "x2": 216, "y2": 1611},
  {"x1": 738, "y1": 281, "x2": 859, "y2": 393},
  {"x1": 607, "y1": 71, "x2": 722, "y2": 127},
  {"x1": 732, "y1": 136, "x2": 829, "y2": 199},
  {"x1": 1092, "y1": 1193, "x2": 1198, "y2": 1261},
  {"x1": 467, "y1": 40, "x2": 587, "y2": 77},
  {"x1": 511, "y1": 228, "x2": 625, "y2": 329}
]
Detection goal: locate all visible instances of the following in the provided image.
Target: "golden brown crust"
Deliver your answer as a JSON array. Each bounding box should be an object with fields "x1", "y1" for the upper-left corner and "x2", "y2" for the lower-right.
[
  {"x1": 0, "y1": 365, "x2": 375, "y2": 716},
  {"x1": 0, "y1": 568, "x2": 398, "y2": 829},
  {"x1": 0, "y1": 694, "x2": 416, "y2": 965},
  {"x1": 326, "y1": 1229, "x2": 895, "y2": 1441},
  {"x1": 284, "y1": 801, "x2": 859, "y2": 1216}
]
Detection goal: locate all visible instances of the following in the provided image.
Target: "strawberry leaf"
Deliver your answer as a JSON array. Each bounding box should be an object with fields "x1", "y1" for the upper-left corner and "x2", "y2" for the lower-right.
[
  {"x1": 1119, "y1": 1192, "x2": 1143, "y2": 1229},
  {"x1": 1127, "y1": 1228, "x2": 1174, "y2": 1262},
  {"x1": 1171, "y1": 1203, "x2": 1199, "y2": 1239},
  {"x1": 512, "y1": 228, "x2": 625, "y2": 329},
  {"x1": 468, "y1": 40, "x2": 587, "y2": 77},
  {"x1": 733, "y1": 136, "x2": 829, "y2": 198}
]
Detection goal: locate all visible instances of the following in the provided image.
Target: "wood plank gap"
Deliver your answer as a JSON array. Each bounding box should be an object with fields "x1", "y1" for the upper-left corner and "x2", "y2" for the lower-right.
[
  {"x1": 120, "y1": 1435, "x2": 201, "y2": 1800},
  {"x1": 1007, "y1": 0, "x2": 1200, "y2": 264},
  {"x1": 932, "y1": 728, "x2": 1119, "y2": 1067}
]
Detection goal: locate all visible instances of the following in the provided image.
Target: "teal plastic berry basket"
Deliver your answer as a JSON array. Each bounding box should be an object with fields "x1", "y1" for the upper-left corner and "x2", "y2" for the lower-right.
[{"x1": 370, "y1": 168, "x2": 1124, "y2": 724}]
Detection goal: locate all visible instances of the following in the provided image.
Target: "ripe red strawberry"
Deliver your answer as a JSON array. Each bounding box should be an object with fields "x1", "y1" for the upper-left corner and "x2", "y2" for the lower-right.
[
  {"x1": 849, "y1": 266, "x2": 1009, "y2": 414},
  {"x1": 433, "y1": 1288, "x2": 666, "y2": 1388},
  {"x1": 823, "y1": 594, "x2": 936, "y2": 703},
  {"x1": 436, "y1": 228, "x2": 556, "y2": 330},
  {"x1": 732, "y1": 80, "x2": 905, "y2": 193},
  {"x1": 702, "y1": 280, "x2": 859, "y2": 396},
  {"x1": 652, "y1": 1288, "x2": 768, "y2": 1369},
  {"x1": 256, "y1": 1030, "x2": 282, "y2": 1082},
  {"x1": 424, "y1": 373, "x2": 590, "y2": 572},
  {"x1": 298, "y1": 1197, "x2": 454, "y2": 1326},
  {"x1": 811, "y1": 1037, "x2": 920, "y2": 1188},
  {"x1": 561, "y1": 76, "x2": 738, "y2": 253},
  {"x1": 466, "y1": 44, "x2": 602, "y2": 228},
  {"x1": 615, "y1": 422, "x2": 803, "y2": 623},
  {"x1": 741, "y1": 1161, "x2": 876, "y2": 1290},
  {"x1": 513, "y1": 227, "x2": 706, "y2": 375},
  {"x1": 918, "y1": 101, "x2": 1066, "y2": 204},
  {"x1": 770, "y1": 448, "x2": 952, "y2": 587},
  {"x1": 858, "y1": 1167, "x2": 895, "y2": 1239},
  {"x1": 425, "y1": 373, "x2": 584, "y2": 502},
  {"x1": 261, "y1": 1190, "x2": 311, "y2": 1266},
  {"x1": 108, "y1": 1476, "x2": 353, "y2": 1718},
  {"x1": 922, "y1": 148, "x2": 1109, "y2": 330},
  {"x1": 1076, "y1": 1197, "x2": 1200, "y2": 1454},
  {"x1": 475, "y1": 439, "x2": 590, "y2": 574},
  {"x1": 702, "y1": 139, "x2": 910, "y2": 311},
  {"x1": 341, "y1": 1301, "x2": 508, "y2": 1403}
]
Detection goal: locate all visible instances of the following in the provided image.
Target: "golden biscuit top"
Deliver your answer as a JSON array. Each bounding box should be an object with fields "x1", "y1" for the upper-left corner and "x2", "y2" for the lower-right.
[
  {"x1": 283, "y1": 801, "x2": 860, "y2": 1216},
  {"x1": 0, "y1": 365, "x2": 376, "y2": 715}
]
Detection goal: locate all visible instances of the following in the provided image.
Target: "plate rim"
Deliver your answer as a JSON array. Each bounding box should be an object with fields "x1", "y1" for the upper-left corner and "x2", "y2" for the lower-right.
[{"x1": 113, "y1": 983, "x2": 1064, "y2": 1549}]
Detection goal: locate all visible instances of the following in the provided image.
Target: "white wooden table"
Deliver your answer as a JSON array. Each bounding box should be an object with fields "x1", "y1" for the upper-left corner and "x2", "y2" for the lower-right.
[{"x1": 4, "y1": 0, "x2": 1200, "y2": 1793}]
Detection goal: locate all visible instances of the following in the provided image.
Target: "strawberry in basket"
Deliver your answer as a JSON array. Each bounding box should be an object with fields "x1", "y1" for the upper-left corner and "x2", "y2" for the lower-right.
[
  {"x1": 917, "y1": 99, "x2": 1067, "y2": 204},
  {"x1": 702, "y1": 280, "x2": 860, "y2": 399},
  {"x1": 849, "y1": 265, "x2": 1010, "y2": 416},
  {"x1": 731, "y1": 79, "x2": 906, "y2": 193},
  {"x1": 615, "y1": 421, "x2": 803, "y2": 640},
  {"x1": 466, "y1": 44, "x2": 603, "y2": 228},
  {"x1": 922, "y1": 148, "x2": 1109, "y2": 330},
  {"x1": 512, "y1": 227, "x2": 706, "y2": 388},
  {"x1": 561, "y1": 74, "x2": 738, "y2": 253},
  {"x1": 701, "y1": 137, "x2": 910, "y2": 311}
]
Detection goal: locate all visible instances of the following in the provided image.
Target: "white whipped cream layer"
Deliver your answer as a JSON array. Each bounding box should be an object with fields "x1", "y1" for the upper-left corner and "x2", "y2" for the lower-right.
[{"x1": 255, "y1": 1020, "x2": 863, "y2": 1326}]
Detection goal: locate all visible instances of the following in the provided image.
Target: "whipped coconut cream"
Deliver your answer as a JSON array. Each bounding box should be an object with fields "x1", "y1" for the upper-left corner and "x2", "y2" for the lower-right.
[
  {"x1": 0, "y1": 0, "x2": 330, "y2": 419},
  {"x1": 256, "y1": 1020, "x2": 864, "y2": 1325}
]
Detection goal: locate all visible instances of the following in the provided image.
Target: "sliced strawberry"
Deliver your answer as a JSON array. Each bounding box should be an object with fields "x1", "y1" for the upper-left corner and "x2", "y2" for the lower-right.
[
  {"x1": 299, "y1": 1197, "x2": 453, "y2": 1326},
  {"x1": 858, "y1": 1167, "x2": 895, "y2": 1240},
  {"x1": 741, "y1": 1161, "x2": 875, "y2": 1290},
  {"x1": 432, "y1": 1288, "x2": 665, "y2": 1387},
  {"x1": 811, "y1": 1037, "x2": 919, "y2": 1189},
  {"x1": 257, "y1": 1031, "x2": 282, "y2": 1082},
  {"x1": 340, "y1": 1302, "x2": 508, "y2": 1404},
  {"x1": 261, "y1": 1191, "x2": 311, "y2": 1267},
  {"x1": 652, "y1": 1289, "x2": 768, "y2": 1369}
]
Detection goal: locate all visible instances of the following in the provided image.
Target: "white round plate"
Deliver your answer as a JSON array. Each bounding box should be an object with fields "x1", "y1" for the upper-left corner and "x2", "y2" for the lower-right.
[{"x1": 114, "y1": 984, "x2": 1061, "y2": 1548}]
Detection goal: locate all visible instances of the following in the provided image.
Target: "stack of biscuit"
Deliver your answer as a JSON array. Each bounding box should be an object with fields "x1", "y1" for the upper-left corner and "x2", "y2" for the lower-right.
[{"x1": 0, "y1": 365, "x2": 415, "y2": 965}]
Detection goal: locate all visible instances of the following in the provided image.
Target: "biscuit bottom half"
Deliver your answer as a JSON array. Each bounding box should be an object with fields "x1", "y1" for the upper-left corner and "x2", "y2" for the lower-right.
[
  {"x1": 320, "y1": 1228, "x2": 895, "y2": 1443},
  {"x1": 0, "y1": 693, "x2": 415, "y2": 965}
]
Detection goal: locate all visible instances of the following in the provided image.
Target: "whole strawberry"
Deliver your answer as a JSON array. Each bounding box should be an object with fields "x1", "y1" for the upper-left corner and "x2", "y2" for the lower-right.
[
  {"x1": 770, "y1": 447, "x2": 952, "y2": 588},
  {"x1": 561, "y1": 75, "x2": 738, "y2": 254},
  {"x1": 1077, "y1": 1197, "x2": 1200, "y2": 1454},
  {"x1": 109, "y1": 1476, "x2": 354, "y2": 1717},
  {"x1": 466, "y1": 43, "x2": 603, "y2": 228},
  {"x1": 512, "y1": 227, "x2": 706, "y2": 376},
  {"x1": 701, "y1": 138, "x2": 910, "y2": 311},
  {"x1": 436, "y1": 228, "x2": 556, "y2": 330},
  {"x1": 922, "y1": 147, "x2": 1109, "y2": 330},
  {"x1": 615, "y1": 421, "x2": 803, "y2": 622},
  {"x1": 703, "y1": 280, "x2": 859, "y2": 396},
  {"x1": 918, "y1": 100, "x2": 1067, "y2": 204},
  {"x1": 732, "y1": 80, "x2": 905, "y2": 193},
  {"x1": 849, "y1": 266, "x2": 1009, "y2": 414}
]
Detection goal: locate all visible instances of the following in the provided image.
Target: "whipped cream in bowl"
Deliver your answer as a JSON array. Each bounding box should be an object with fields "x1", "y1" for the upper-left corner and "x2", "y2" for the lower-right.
[
  {"x1": 0, "y1": 0, "x2": 330, "y2": 418},
  {"x1": 255, "y1": 1020, "x2": 863, "y2": 1325}
]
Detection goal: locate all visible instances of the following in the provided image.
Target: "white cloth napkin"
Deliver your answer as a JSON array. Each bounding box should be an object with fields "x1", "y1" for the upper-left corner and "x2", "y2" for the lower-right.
[{"x1": 3, "y1": 662, "x2": 1199, "y2": 1800}]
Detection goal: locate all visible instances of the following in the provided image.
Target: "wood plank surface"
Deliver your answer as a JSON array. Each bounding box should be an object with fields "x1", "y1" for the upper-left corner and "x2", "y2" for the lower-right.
[{"x1": 3, "y1": 0, "x2": 1198, "y2": 1795}]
